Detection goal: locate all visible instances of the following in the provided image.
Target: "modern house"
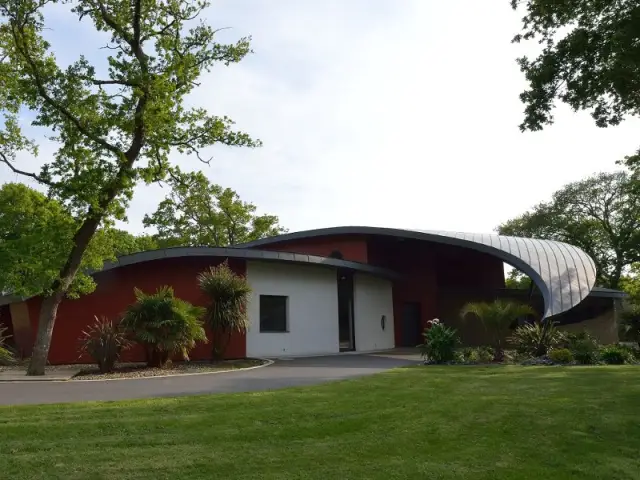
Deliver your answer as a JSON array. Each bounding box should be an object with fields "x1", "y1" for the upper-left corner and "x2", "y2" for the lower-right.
[{"x1": 0, "y1": 227, "x2": 624, "y2": 364}]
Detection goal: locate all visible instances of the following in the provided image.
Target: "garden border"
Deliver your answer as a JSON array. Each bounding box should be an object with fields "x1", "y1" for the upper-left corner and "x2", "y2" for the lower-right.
[{"x1": 2, "y1": 358, "x2": 274, "y2": 384}]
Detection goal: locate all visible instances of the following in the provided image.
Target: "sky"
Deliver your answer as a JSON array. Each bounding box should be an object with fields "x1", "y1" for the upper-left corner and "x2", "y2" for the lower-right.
[{"x1": 4, "y1": 0, "x2": 640, "y2": 236}]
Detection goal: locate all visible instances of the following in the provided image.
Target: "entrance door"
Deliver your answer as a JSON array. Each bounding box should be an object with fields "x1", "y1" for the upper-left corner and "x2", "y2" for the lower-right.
[
  {"x1": 401, "y1": 302, "x2": 422, "y2": 347},
  {"x1": 337, "y1": 269, "x2": 355, "y2": 351}
]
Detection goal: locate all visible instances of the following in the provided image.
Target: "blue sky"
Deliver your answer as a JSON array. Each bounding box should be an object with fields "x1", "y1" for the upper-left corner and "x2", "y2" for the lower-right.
[{"x1": 5, "y1": 0, "x2": 640, "y2": 235}]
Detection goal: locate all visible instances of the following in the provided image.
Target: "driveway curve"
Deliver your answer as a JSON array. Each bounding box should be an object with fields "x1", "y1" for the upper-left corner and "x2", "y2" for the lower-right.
[{"x1": 0, "y1": 353, "x2": 420, "y2": 406}]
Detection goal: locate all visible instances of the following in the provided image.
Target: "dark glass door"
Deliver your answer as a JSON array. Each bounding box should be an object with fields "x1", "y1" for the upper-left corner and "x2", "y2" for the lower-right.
[
  {"x1": 337, "y1": 270, "x2": 355, "y2": 351},
  {"x1": 401, "y1": 302, "x2": 422, "y2": 347}
]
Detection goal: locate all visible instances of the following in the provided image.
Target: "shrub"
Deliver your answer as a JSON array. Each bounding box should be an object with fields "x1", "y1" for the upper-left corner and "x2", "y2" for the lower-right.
[
  {"x1": 78, "y1": 316, "x2": 130, "y2": 373},
  {"x1": 509, "y1": 320, "x2": 565, "y2": 357},
  {"x1": 198, "y1": 261, "x2": 252, "y2": 360},
  {"x1": 467, "y1": 346, "x2": 494, "y2": 364},
  {"x1": 420, "y1": 319, "x2": 460, "y2": 363},
  {"x1": 0, "y1": 325, "x2": 15, "y2": 366},
  {"x1": 619, "y1": 307, "x2": 640, "y2": 349},
  {"x1": 564, "y1": 332, "x2": 599, "y2": 365},
  {"x1": 120, "y1": 286, "x2": 208, "y2": 368},
  {"x1": 548, "y1": 348, "x2": 573, "y2": 364},
  {"x1": 599, "y1": 345, "x2": 632, "y2": 365},
  {"x1": 460, "y1": 300, "x2": 535, "y2": 361}
]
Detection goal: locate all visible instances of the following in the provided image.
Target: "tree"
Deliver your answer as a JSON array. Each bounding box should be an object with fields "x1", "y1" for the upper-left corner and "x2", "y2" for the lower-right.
[
  {"x1": 0, "y1": 0, "x2": 259, "y2": 375},
  {"x1": 198, "y1": 261, "x2": 251, "y2": 360},
  {"x1": 511, "y1": 1, "x2": 640, "y2": 134},
  {"x1": 0, "y1": 183, "x2": 114, "y2": 298},
  {"x1": 106, "y1": 229, "x2": 159, "y2": 256},
  {"x1": 460, "y1": 300, "x2": 535, "y2": 361},
  {"x1": 505, "y1": 269, "x2": 531, "y2": 290},
  {"x1": 120, "y1": 286, "x2": 207, "y2": 368},
  {"x1": 143, "y1": 168, "x2": 286, "y2": 247},
  {"x1": 498, "y1": 171, "x2": 640, "y2": 289}
]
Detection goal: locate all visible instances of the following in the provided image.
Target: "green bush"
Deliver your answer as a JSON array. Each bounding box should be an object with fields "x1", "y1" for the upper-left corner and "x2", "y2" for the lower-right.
[
  {"x1": 460, "y1": 300, "x2": 535, "y2": 361},
  {"x1": 509, "y1": 320, "x2": 565, "y2": 357},
  {"x1": 599, "y1": 345, "x2": 632, "y2": 365},
  {"x1": 420, "y1": 319, "x2": 460, "y2": 364},
  {"x1": 467, "y1": 346, "x2": 494, "y2": 364},
  {"x1": 564, "y1": 332, "x2": 599, "y2": 365},
  {"x1": 0, "y1": 325, "x2": 15, "y2": 366},
  {"x1": 78, "y1": 316, "x2": 130, "y2": 373},
  {"x1": 548, "y1": 348, "x2": 573, "y2": 364},
  {"x1": 120, "y1": 286, "x2": 208, "y2": 368}
]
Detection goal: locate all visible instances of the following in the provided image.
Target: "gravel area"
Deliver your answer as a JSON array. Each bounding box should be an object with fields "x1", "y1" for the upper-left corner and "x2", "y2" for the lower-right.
[{"x1": 72, "y1": 359, "x2": 266, "y2": 380}]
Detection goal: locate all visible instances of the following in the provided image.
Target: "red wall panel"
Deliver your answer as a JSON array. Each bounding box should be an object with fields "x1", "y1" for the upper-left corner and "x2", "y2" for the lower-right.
[
  {"x1": 26, "y1": 257, "x2": 247, "y2": 365},
  {"x1": 259, "y1": 235, "x2": 368, "y2": 263}
]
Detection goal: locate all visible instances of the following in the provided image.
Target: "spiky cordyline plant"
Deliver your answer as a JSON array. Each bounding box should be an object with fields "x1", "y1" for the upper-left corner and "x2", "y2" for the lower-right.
[
  {"x1": 198, "y1": 261, "x2": 252, "y2": 361},
  {"x1": 120, "y1": 286, "x2": 207, "y2": 368},
  {"x1": 0, "y1": 325, "x2": 15, "y2": 366},
  {"x1": 78, "y1": 316, "x2": 130, "y2": 373},
  {"x1": 460, "y1": 300, "x2": 536, "y2": 361}
]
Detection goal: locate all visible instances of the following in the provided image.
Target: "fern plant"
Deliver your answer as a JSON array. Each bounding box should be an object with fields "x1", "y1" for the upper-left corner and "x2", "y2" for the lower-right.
[
  {"x1": 198, "y1": 261, "x2": 252, "y2": 360},
  {"x1": 510, "y1": 320, "x2": 565, "y2": 358},
  {"x1": 120, "y1": 286, "x2": 207, "y2": 367}
]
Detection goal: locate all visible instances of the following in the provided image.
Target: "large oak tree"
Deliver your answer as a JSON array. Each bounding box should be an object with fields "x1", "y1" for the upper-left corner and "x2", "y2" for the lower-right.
[
  {"x1": 498, "y1": 171, "x2": 640, "y2": 289},
  {"x1": 0, "y1": 0, "x2": 260, "y2": 374}
]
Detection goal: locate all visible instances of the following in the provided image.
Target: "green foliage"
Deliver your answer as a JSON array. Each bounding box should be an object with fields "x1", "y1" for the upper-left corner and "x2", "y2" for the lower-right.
[
  {"x1": 0, "y1": 324, "x2": 15, "y2": 365},
  {"x1": 509, "y1": 320, "x2": 565, "y2": 357},
  {"x1": 0, "y1": 183, "x2": 116, "y2": 298},
  {"x1": 420, "y1": 319, "x2": 460, "y2": 364},
  {"x1": 505, "y1": 269, "x2": 531, "y2": 289},
  {"x1": 120, "y1": 286, "x2": 207, "y2": 367},
  {"x1": 599, "y1": 345, "x2": 632, "y2": 365},
  {"x1": 498, "y1": 171, "x2": 640, "y2": 289},
  {"x1": 564, "y1": 332, "x2": 600, "y2": 365},
  {"x1": 548, "y1": 348, "x2": 573, "y2": 364},
  {"x1": 198, "y1": 261, "x2": 251, "y2": 359},
  {"x1": 511, "y1": 1, "x2": 640, "y2": 132},
  {"x1": 619, "y1": 307, "x2": 640, "y2": 348},
  {"x1": 143, "y1": 168, "x2": 286, "y2": 247},
  {"x1": 0, "y1": 0, "x2": 259, "y2": 375},
  {"x1": 105, "y1": 229, "x2": 159, "y2": 256},
  {"x1": 460, "y1": 300, "x2": 535, "y2": 360},
  {"x1": 78, "y1": 316, "x2": 130, "y2": 373},
  {"x1": 460, "y1": 346, "x2": 494, "y2": 364}
]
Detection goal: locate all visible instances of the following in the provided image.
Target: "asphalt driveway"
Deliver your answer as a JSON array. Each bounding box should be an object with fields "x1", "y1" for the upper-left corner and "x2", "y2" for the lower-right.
[{"x1": 0, "y1": 352, "x2": 420, "y2": 406}]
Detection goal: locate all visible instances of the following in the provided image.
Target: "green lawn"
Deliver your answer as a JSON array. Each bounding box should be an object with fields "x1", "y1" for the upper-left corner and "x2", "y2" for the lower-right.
[{"x1": 1, "y1": 366, "x2": 640, "y2": 480}]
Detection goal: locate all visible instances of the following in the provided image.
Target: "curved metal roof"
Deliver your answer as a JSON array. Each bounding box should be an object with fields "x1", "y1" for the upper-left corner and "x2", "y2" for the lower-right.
[
  {"x1": 100, "y1": 246, "x2": 400, "y2": 280},
  {"x1": 235, "y1": 226, "x2": 598, "y2": 318}
]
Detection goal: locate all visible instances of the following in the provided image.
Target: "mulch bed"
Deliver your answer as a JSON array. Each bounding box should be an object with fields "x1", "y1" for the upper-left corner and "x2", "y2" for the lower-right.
[{"x1": 72, "y1": 359, "x2": 267, "y2": 380}]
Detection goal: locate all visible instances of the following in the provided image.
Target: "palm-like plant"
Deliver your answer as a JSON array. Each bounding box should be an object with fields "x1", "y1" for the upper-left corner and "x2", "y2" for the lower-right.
[
  {"x1": 120, "y1": 286, "x2": 207, "y2": 368},
  {"x1": 198, "y1": 261, "x2": 252, "y2": 360},
  {"x1": 509, "y1": 319, "x2": 564, "y2": 357},
  {"x1": 460, "y1": 300, "x2": 536, "y2": 361},
  {"x1": 78, "y1": 316, "x2": 131, "y2": 373}
]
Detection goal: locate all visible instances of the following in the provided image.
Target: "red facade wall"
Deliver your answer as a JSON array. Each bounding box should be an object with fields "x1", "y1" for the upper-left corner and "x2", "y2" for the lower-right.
[
  {"x1": 26, "y1": 257, "x2": 247, "y2": 365},
  {"x1": 259, "y1": 235, "x2": 368, "y2": 263}
]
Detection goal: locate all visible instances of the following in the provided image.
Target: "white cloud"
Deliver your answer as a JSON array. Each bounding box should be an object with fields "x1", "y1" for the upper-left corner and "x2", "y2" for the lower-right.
[{"x1": 4, "y1": 0, "x2": 639, "y2": 235}]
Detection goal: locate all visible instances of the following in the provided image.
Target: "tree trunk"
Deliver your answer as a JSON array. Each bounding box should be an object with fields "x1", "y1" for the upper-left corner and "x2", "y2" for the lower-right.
[{"x1": 26, "y1": 216, "x2": 102, "y2": 376}]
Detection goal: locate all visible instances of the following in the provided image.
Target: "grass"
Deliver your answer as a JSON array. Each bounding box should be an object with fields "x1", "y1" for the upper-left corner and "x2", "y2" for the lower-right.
[{"x1": 1, "y1": 366, "x2": 640, "y2": 479}]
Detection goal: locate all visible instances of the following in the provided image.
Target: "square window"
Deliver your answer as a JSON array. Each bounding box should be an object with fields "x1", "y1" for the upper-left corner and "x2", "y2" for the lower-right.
[{"x1": 259, "y1": 295, "x2": 288, "y2": 333}]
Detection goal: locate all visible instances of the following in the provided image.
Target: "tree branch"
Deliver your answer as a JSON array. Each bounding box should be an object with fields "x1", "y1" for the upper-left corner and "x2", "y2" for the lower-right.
[{"x1": 0, "y1": 151, "x2": 55, "y2": 186}]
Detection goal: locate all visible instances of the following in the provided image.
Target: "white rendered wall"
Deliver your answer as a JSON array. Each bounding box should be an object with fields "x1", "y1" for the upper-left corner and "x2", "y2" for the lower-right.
[
  {"x1": 353, "y1": 274, "x2": 395, "y2": 352},
  {"x1": 246, "y1": 261, "x2": 340, "y2": 358}
]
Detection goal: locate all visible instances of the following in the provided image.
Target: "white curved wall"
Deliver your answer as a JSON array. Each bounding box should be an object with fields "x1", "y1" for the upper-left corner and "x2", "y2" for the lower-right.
[
  {"x1": 245, "y1": 261, "x2": 339, "y2": 358},
  {"x1": 354, "y1": 274, "x2": 395, "y2": 352}
]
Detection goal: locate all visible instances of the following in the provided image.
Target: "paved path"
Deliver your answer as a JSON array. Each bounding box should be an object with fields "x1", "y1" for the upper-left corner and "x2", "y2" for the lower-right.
[{"x1": 0, "y1": 353, "x2": 420, "y2": 406}]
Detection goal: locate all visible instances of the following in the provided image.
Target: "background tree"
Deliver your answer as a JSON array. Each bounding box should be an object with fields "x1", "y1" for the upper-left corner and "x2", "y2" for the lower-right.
[
  {"x1": 498, "y1": 171, "x2": 640, "y2": 289},
  {"x1": 106, "y1": 229, "x2": 159, "y2": 256},
  {"x1": 143, "y1": 168, "x2": 286, "y2": 247},
  {"x1": 505, "y1": 269, "x2": 531, "y2": 290},
  {"x1": 511, "y1": 0, "x2": 640, "y2": 135},
  {"x1": 0, "y1": 183, "x2": 114, "y2": 298},
  {"x1": 0, "y1": 0, "x2": 259, "y2": 374}
]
